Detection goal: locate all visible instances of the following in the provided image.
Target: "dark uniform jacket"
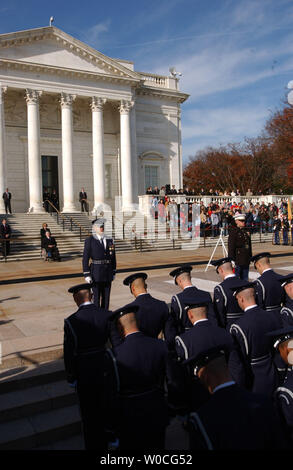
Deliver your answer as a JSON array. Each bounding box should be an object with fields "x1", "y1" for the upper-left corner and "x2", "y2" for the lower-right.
[
  {"x1": 229, "y1": 306, "x2": 282, "y2": 396},
  {"x1": 110, "y1": 293, "x2": 172, "y2": 348},
  {"x1": 170, "y1": 286, "x2": 217, "y2": 335},
  {"x1": 213, "y1": 275, "x2": 244, "y2": 329},
  {"x1": 63, "y1": 303, "x2": 112, "y2": 384},
  {"x1": 174, "y1": 320, "x2": 235, "y2": 412},
  {"x1": 254, "y1": 269, "x2": 284, "y2": 311},
  {"x1": 228, "y1": 226, "x2": 252, "y2": 267},
  {"x1": 280, "y1": 299, "x2": 293, "y2": 326},
  {"x1": 189, "y1": 384, "x2": 288, "y2": 450},
  {"x1": 274, "y1": 366, "x2": 293, "y2": 431},
  {"x1": 113, "y1": 332, "x2": 169, "y2": 449},
  {"x1": 83, "y1": 235, "x2": 116, "y2": 283}
]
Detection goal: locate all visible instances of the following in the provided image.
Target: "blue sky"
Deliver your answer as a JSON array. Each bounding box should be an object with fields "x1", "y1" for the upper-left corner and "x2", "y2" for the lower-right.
[{"x1": 1, "y1": 0, "x2": 293, "y2": 165}]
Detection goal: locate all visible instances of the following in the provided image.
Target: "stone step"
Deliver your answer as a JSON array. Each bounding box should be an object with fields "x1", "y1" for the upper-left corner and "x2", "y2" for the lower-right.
[
  {"x1": 0, "y1": 380, "x2": 77, "y2": 423},
  {"x1": 0, "y1": 360, "x2": 65, "y2": 394},
  {"x1": 0, "y1": 404, "x2": 81, "y2": 450}
]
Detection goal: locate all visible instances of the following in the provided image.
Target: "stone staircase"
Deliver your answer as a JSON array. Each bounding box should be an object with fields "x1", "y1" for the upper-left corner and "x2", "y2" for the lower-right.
[
  {"x1": 0, "y1": 212, "x2": 274, "y2": 261},
  {"x1": 0, "y1": 360, "x2": 83, "y2": 450}
]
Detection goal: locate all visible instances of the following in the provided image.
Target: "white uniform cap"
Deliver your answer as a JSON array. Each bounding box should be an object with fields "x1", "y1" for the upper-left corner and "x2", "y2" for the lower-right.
[{"x1": 234, "y1": 214, "x2": 245, "y2": 221}]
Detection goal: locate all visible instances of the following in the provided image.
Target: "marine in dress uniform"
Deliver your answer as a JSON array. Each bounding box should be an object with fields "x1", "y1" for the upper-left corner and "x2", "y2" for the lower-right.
[
  {"x1": 268, "y1": 325, "x2": 293, "y2": 436},
  {"x1": 83, "y1": 218, "x2": 116, "y2": 309},
  {"x1": 228, "y1": 281, "x2": 282, "y2": 396},
  {"x1": 110, "y1": 305, "x2": 169, "y2": 450},
  {"x1": 211, "y1": 257, "x2": 244, "y2": 329},
  {"x1": 186, "y1": 344, "x2": 289, "y2": 450},
  {"x1": 169, "y1": 265, "x2": 217, "y2": 338},
  {"x1": 228, "y1": 213, "x2": 252, "y2": 281},
  {"x1": 63, "y1": 283, "x2": 115, "y2": 450},
  {"x1": 110, "y1": 272, "x2": 173, "y2": 348},
  {"x1": 278, "y1": 273, "x2": 293, "y2": 326},
  {"x1": 250, "y1": 252, "x2": 283, "y2": 312}
]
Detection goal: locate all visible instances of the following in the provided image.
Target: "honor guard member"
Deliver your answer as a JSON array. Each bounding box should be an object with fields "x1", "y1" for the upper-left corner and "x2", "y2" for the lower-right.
[
  {"x1": 111, "y1": 304, "x2": 169, "y2": 450},
  {"x1": 211, "y1": 257, "x2": 244, "y2": 329},
  {"x1": 169, "y1": 264, "x2": 217, "y2": 337},
  {"x1": 186, "y1": 344, "x2": 289, "y2": 450},
  {"x1": 229, "y1": 281, "x2": 282, "y2": 396},
  {"x1": 174, "y1": 298, "x2": 234, "y2": 412},
  {"x1": 278, "y1": 273, "x2": 293, "y2": 326},
  {"x1": 228, "y1": 213, "x2": 252, "y2": 281},
  {"x1": 83, "y1": 217, "x2": 116, "y2": 309},
  {"x1": 110, "y1": 272, "x2": 173, "y2": 348},
  {"x1": 64, "y1": 283, "x2": 114, "y2": 450},
  {"x1": 267, "y1": 325, "x2": 293, "y2": 435},
  {"x1": 250, "y1": 252, "x2": 283, "y2": 312}
]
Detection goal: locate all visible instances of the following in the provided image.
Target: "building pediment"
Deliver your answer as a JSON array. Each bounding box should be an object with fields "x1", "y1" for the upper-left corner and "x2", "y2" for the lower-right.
[{"x1": 0, "y1": 26, "x2": 141, "y2": 83}]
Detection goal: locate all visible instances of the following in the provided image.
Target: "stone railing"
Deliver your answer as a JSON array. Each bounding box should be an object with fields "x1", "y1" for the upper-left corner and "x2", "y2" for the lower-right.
[
  {"x1": 138, "y1": 194, "x2": 292, "y2": 215},
  {"x1": 139, "y1": 72, "x2": 179, "y2": 90}
]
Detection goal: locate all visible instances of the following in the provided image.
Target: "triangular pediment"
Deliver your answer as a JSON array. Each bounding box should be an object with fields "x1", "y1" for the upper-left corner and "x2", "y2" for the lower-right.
[{"x1": 0, "y1": 26, "x2": 140, "y2": 81}]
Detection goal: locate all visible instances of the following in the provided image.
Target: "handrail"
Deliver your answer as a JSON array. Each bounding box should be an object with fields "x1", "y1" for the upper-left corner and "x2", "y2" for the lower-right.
[{"x1": 44, "y1": 199, "x2": 91, "y2": 239}]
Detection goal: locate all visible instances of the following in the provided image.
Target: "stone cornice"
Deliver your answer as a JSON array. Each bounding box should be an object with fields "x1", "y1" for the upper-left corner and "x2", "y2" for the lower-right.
[
  {"x1": 136, "y1": 86, "x2": 189, "y2": 104},
  {"x1": 0, "y1": 57, "x2": 140, "y2": 86}
]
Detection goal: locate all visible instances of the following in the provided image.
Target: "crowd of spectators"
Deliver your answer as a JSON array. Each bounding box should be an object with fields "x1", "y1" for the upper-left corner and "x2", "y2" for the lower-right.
[
  {"x1": 148, "y1": 193, "x2": 292, "y2": 244},
  {"x1": 145, "y1": 185, "x2": 285, "y2": 197}
]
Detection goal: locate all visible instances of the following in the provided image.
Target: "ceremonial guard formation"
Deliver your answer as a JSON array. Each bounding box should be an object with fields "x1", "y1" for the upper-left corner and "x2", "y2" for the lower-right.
[{"x1": 64, "y1": 239, "x2": 293, "y2": 450}]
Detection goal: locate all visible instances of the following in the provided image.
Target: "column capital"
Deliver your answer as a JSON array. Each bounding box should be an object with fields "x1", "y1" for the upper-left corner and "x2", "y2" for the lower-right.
[
  {"x1": 119, "y1": 99, "x2": 134, "y2": 114},
  {"x1": 91, "y1": 97, "x2": 107, "y2": 112},
  {"x1": 25, "y1": 89, "x2": 42, "y2": 105},
  {"x1": 60, "y1": 92, "x2": 76, "y2": 108}
]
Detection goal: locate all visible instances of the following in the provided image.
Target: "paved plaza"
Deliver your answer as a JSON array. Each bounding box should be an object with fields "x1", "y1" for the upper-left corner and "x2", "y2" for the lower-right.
[{"x1": 0, "y1": 242, "x2": 292, "y2": 370}]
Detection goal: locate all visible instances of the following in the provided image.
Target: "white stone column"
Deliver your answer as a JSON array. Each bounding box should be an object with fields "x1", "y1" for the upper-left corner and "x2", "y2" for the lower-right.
[
  {"x1": 0, "y1": 86, "x2": 7, "y2": 213},
  {"x1": 119, "y1": 100, "x2": 134, "y2": 211},
  {"x1": 91, "y1": 97, "x2": 106, "y2": 212},
  {"x1": 60, "y1": 92, "x2": 77, "y2": 212},
  {"x1": 25, "y1": 89, "x2": 44, "y2": 213},
  {"x1": 130, "y1": 102, "x2": 139, "y2": 202}
]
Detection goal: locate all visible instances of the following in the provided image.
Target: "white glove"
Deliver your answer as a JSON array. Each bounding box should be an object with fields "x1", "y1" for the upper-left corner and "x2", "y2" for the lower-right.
[{"x1": 85, "y1": 276, "x2": 92, "y2": 284}]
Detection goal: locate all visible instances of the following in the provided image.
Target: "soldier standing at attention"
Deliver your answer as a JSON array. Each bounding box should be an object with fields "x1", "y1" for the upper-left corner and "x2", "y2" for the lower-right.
[
  {"x1": 83, "y1": 218, "x2": 116, "y2": 309},
  {"x1": 278, "y1": 273, "x2": 293, "y2": 326},
  {"x1": 267, "y1": 325, "x2": 293, "y2": 436},
  {"x1": 64, "y1": 283, "x2": 114, "y2": 450},
  {"x1": 186, "y1": 344, "x2": 289, "y2": 450},
  {"x1": 228, "y1": 213, "x2": 252, "y2": 281},
  {"x1": 169, "y1": 265, "x2": 218, "y2": 339},
  {"x1": 211, "y1": 257, "x2": 244, "y2": 329},
  {"x1": 229, "y1": 281, "x2": 282, "y2": 396},
  {"x1": 250, "y1": 252, "x2": 283, "y2": 312}
]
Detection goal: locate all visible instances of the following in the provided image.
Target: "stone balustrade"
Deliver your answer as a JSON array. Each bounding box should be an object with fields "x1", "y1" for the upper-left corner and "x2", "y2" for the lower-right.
[{"x1": 138, "y1": 194, "x2": 292, "y2": 216}]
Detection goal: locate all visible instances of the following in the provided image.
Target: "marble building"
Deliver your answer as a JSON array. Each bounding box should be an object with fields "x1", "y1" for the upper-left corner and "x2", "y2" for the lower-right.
[{"x1": 0, "y1": 26, "x2": 188, "y2": 213}]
